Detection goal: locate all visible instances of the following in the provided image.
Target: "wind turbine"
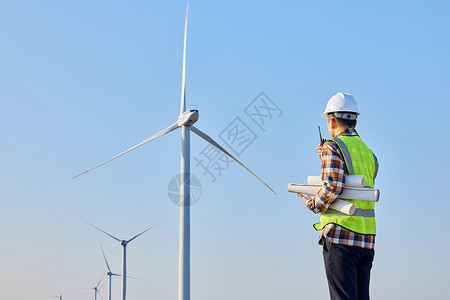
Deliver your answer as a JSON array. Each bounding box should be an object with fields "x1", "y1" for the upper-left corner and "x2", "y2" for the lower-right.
[
  {"x1": 83, "y1": 219, "x2": 166, "y2": 300},
  {"x1": 74, "y1": 3, "x2": 276, "y2": 300},
  {"x1": 101, "y1": 245, "x2": 121, "y2": 300},
  {"x1": 92, "y1": 276, "x2": 105, "y2": 300},
  {"x1": 77, "y1": 276, "x2": 105, "y2": 300},
  {"x1": 45, "y1": 285, "x2": 65, "y2": 300}
]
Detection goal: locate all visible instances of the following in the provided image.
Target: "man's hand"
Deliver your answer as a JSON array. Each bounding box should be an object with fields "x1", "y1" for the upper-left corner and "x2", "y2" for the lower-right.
[
  {"x1": 297, "y1": 193, "x2": 313, "y2": 206},
  {"x1": 317, "y1": 143, "x2": 323, "y2": 160}
]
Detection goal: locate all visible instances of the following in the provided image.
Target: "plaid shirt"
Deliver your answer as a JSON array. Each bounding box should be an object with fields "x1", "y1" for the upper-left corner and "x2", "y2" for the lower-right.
[{"x1": 305, "y1": 128, "x2": 375, "y2": 249}]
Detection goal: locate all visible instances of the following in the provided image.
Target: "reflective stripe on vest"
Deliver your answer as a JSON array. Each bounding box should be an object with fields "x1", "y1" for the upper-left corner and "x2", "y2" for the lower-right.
[
  {"x1": 313, "y1": 135, "x2": 377, "y2": 235},
  {"x1": 322, "y1": 208, "x2": 375, "y2": 218}
]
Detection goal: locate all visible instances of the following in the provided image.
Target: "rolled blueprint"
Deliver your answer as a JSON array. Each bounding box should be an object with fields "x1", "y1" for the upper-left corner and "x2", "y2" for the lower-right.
[
  {"x1": 330, "y1": 199, "x2": 355, "y2": 215},
  {"x1": 293, "y1": 189, "x2": 355, "y2": 215},
  {"x1": 307, "y1": 175, "x2": 365, "y2": 188},
  {"x1": 287, "y1": 184, "x2": 380, "y2": 202}
]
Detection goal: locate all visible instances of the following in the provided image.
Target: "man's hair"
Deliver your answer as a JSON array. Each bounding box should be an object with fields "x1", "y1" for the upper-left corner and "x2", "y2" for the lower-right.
[{"x1": 328, "y1": 113, "x2": 357, "y2": 128}]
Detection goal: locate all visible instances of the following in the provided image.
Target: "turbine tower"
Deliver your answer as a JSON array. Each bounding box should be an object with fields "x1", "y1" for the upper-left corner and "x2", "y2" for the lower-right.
[
  {"x1": 74, "y1": 4, "x2": 276, "y2": 300},
  {"x1": 84, "y1": 220, "x2": 166, "y2": 300}
]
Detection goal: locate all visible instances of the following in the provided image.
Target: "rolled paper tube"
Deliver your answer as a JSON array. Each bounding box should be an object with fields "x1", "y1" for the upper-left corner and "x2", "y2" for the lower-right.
[
  {"x1": 287, "y1": 184, "x2": 380, "y2": 202},
  {"x1": 329, "y1": 199, "x2": 356, "y2": 215},
  {"x1": 307, "y1": 175, "x2": 365, "y2": 188},
  {"x1": 291, "y1": 188, "x2": 355, "y2": 215}
]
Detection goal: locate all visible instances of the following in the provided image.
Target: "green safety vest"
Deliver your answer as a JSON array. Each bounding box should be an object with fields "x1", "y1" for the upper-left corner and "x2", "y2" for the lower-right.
[{"x1": 313, "y1": 134, "x2": 379, "y2": 235}]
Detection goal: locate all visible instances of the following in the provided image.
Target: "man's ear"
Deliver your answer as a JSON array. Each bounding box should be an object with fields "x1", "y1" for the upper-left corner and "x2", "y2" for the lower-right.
[{"x1": 329, "y1": 117, "x2": 337, "y2": 129}]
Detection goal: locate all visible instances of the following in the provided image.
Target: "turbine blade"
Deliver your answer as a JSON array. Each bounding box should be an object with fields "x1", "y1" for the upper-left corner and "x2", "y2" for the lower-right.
[
  {"x1": 82, "y1": 219, "x2": 121, "y2": 242},
  {"x1": 127, "y1": 218, "x2": 168, "y2": 243},
  {"x1": 96, "y1": 274, "x2": 106, "y2": 288},
  {"x1": 40, "y1": 285, "x2": 66, "y2": 299},
  {"x1": 98, "y1": 292, "x2": 105, "y2": 300},
  {"x1": 98, "y1": 276, "x2": 109, "y2": 291},
  {"x1": 100, "y1": 244, "x2": 112, "y2": 273},
  {"x1": 191, "y1": 126, "x2": 277, "y2": 195},
  {"x1": 180, "y1": 3, "x2": 189, "y2": 114},
  {"x1": 73, "y1": 122, "x2": 180, "y2": 178},
  {"x1": 60, "y1": 284, "x2": 66, "y2": 296}
]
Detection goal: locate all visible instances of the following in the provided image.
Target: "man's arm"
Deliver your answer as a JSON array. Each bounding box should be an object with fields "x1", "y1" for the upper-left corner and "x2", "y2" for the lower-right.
[{"x1": 302, "y1": 141, "x2": 346, "y2": 214}]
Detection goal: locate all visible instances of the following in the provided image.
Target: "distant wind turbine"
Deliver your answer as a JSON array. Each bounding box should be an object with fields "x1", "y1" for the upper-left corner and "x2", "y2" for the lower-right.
[
  {"x1": 92, "y1": 276, "x2": 105, "y2": 300},
  {"x1": 101, "y1": 245, "x2": 121, "y2": 300},
  {"x1": 45, "y1": 285, "x2": 65, "y2": 300},
  {"x1": 73, "y1": 3, "x2": 276, "y2": 300},
  {"x1": 77, "y1": 276, "x2": 105, "y2": 300},
  {"x1": 83, "y1": 219, "x2": 166, "y2": 300}
]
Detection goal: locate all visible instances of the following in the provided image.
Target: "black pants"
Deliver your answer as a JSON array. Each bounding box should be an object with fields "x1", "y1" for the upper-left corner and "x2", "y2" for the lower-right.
[{"x1": 322, "y1": 238, "x2": 375, "y2": 300}]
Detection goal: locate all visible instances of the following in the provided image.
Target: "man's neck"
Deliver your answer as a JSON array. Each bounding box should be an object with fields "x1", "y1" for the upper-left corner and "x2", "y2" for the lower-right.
[{"x1": 332, "y1": 126, "x2": 354, "y2": 138}]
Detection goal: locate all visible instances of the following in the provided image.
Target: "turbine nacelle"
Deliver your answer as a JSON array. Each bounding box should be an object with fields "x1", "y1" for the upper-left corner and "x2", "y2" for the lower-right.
[{"x1": 177, "y1": 109, "x2": 199, "y2": 127}]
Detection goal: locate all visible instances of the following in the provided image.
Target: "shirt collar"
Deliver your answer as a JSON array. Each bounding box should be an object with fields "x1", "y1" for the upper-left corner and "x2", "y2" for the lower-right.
[{"x1": 336, "y1": 128, "x2": 358, "y2": 138}]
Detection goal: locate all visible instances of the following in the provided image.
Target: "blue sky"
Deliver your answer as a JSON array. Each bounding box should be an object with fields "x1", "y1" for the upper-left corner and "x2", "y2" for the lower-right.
[{"x1": 1, "y1": 0, "x2": 449, "y2": 299}]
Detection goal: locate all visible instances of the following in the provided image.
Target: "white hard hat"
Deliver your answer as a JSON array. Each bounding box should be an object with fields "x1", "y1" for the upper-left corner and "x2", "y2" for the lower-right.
[{"x1": 322, "y1": 92, "x2": 360, "y2": 119}]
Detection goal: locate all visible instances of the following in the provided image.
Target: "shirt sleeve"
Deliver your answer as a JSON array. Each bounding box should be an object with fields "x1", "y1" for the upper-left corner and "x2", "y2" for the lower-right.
[{"x1": 305, "y1": 141, "x2": 346, "y2": 214}]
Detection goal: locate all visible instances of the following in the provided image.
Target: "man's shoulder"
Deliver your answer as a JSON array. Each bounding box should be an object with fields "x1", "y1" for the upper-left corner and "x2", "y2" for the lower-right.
[
  {"x1": 324, "y1": 139, "x2": 340, "y2": 149},
  {"x1": 322, "y1": 140, "x2": 342, "y2": 156}
]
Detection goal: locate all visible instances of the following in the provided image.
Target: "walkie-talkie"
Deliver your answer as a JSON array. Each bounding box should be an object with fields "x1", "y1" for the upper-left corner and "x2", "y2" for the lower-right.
[{"x1": 318, "y1": 126, "x2": 326, "y2": 146}]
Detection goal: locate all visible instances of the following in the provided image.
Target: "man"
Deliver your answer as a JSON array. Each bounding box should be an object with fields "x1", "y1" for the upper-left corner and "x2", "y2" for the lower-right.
[{"x1": 297, "y1": 92, "x2": 379, "y2": 300}]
